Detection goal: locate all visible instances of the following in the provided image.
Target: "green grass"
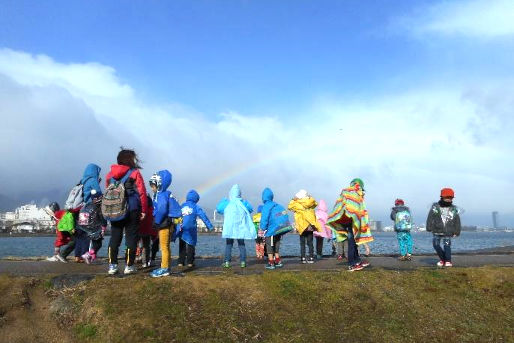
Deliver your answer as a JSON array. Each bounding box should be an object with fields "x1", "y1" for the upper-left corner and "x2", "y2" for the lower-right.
[{"x1": 1, "y1": 268, "x2": 513, "y2": 343}]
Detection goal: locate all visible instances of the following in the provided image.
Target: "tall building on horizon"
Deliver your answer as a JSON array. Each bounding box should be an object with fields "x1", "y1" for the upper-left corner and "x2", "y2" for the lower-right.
[{"x1": 492, "y1": 211, "x2": 499, "y2": 229}]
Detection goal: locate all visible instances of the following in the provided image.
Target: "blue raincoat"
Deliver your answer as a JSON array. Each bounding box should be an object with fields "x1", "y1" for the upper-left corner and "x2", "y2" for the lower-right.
[
  {"x1": 81, "y1": 163, "x2": 102, "y2": 204},
  {"x1": 179, "y1": 190, "x2": 213, "y2": 246},
  {"x1": 152, "y1": 170, "x2": 181, "y2": 228},
  {"x1": 216, "y1": 184, "x2": 256, "y2": 240},
  {"x1": 260, "y1": 187, "x2": 292, "y2": 237}
]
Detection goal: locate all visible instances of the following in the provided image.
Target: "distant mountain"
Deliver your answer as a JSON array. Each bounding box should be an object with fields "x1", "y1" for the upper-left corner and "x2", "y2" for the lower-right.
[{"x1": 0, "y1": 188, "x2": 68, "y2": 212}]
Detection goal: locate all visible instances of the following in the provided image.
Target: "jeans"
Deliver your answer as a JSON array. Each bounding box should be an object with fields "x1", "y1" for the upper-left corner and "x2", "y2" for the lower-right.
[
  {"x1": 315, "y1": 236, "x2": 324, "y2": 256},
  {"x1": 346, "y1": 228, "x2": 361, "y2": 266},
  {"x1": 59, "y1": 236, "x2": 76, "y2": 258},
  {"x1": 300, "y1": 230, "x2": 314, "y2": 258},
  {"x1": 433, "y1": 235, "x2": 452, "y2": 262},
  {"x1": 397, "y1": 231, "x2": 413, "y2": 256},
  {"x1": 336, "y1": 240, "x2": 348, "y2": 257},
  {"x1": 225, "y1": 238, "x2": 246, "y2": 263},
  {"x1": 108, "y1": 211, "x2": 140, "y2": 266},
  {"x1": 74, "y1": 229, "x2": 90, "y2": 257}
]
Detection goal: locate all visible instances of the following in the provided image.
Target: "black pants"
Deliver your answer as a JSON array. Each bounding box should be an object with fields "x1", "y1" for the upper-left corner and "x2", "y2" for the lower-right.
[
  {"x1": 178, "y1": 239, "x2": 195, "y2": 265},
  {"x1": 151, "y1": 236, "x2": 159, "y2": 261},
  {"x1": 300, "y1": 230, "x2": 314, "y2": 258},
  {"x1": 60, "y1": 236, "x2": 76, "y2": 258},
  {"x1": 91, "y1": 238, "x2": 102, "y2": 254},
  {"x1": 345, "y1": 223, "x2": 360, "y2": 266},
  {"x1": 108, "y1": 211, "x2": 140, "y2": 266},
  {"x1": 139, "y1": 235, "x2": 152, "y2": 263},
  {"x1": 315, "y1": 236, "x2": 324, "y2": 256}
]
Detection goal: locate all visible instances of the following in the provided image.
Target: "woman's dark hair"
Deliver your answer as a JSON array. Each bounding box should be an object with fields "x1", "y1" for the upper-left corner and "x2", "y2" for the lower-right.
[{"x1": 117, "y1": 147, "x2": 142, "y2": 169}]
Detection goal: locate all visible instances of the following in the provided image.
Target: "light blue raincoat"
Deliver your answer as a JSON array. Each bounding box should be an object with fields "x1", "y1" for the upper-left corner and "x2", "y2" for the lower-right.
[{"x1": 216, "y1": 184, "x2": 256, "y2": 240}]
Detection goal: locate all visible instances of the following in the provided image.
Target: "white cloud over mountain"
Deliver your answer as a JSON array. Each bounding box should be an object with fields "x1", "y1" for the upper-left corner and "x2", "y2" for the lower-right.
[{"x1": 1, "y1": 48, "x2": 513, "y2": 224}]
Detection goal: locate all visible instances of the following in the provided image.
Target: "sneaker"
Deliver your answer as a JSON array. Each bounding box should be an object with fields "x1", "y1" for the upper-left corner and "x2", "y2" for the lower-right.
[
  {"x1": 108, "y1": 264, "x2": 119, "y2": 275},
  {"x1": 337, "y1": 255, "x2": 343, "y2": 261},
  {"x1": 187, "y1": 263, "x2": 194, "y2": 268},
  {"x1": 360, "y1": 260, "x2": 370, "y2": 268},
  {"x1": 436, "y1": 260, "x2": 445, "y2": 267},
  {"x1": 265, "y1": 262, "x2": 276, "y2": 270},
  {"x1": 348, "y1": 263, "x2": 364, "y2": 272},
  {"x1": 275, "y1": 259, "x2": 284, "y2": 268},
  {"x1": 398, "y1": 255, "x2": 407, "y2": 261},
  {"x1": 240, "y1": 261, "x2": 246, "y2": 268},
  {"x1": 406, "y1": 255, "x2": 412, "y2": 261},
  {"x1": 301, "y1": 257, "x2": 307, "y2": 264},
  {"x1": 56, "y1": 255, "x2": 67, "y2": 263},
  {"x1": 46, "y1": 255, "x2": 59, "y2": 262},
  {"x1": 150, "y1": 267, "x2": 170, "y2": 278},
  {"x1": 177, "y1": 263, "x2": 184, "y2": 267},
  {"x1": 82, "y1": 252, "x2": 92, "y2": 264},
  {"x1": 222, "y1": 261, "x2": 231, "y2": 268},
  {"x1": 307, "y1": 257, "x2": 315, "y2": 264},
  {"x1": 124, "y1": 265, "x2": 137, "y2": 275},
  {"x1": 444, "y1": 261, "x2": 453, "y2": 267},
  {"x1": 74, "y1": 257, "x2": 84, "y2": 263}
]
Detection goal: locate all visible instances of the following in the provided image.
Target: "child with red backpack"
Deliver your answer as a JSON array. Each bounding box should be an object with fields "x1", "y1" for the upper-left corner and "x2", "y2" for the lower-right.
[{"x1": 46, "y1": 202, "x2": 76, "y2": 262}]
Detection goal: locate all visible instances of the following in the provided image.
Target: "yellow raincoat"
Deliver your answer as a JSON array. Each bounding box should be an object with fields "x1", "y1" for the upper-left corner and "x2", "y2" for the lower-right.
[{"x1": 288, "y1": 197, "x2": 322, "y2": 234}]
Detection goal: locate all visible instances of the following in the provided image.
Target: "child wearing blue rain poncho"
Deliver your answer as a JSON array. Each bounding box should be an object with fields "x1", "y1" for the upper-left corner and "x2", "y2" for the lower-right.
[
  {"x1": 178, "y1": 190, "x2": 213, "y2": 268},
  {"x1": 216, "y1": 184, "x2": 255, "y2": 268}
]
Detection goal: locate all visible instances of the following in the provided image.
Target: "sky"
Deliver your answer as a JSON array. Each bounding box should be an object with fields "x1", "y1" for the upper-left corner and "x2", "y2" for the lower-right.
[{"x1": 0, "y1": 0, "x2": 513, "y2": 226}]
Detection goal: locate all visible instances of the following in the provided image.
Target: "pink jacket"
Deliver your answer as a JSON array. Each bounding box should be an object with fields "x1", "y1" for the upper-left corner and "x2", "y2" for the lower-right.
[{"x1": 314, "y1": 200, "x2": 332, "y2": 239}]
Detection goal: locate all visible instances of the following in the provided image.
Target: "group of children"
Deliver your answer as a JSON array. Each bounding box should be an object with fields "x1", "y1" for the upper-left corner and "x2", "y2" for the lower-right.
[{"x1": 46, "y1": 150, "x2": 462, "y2": 275}]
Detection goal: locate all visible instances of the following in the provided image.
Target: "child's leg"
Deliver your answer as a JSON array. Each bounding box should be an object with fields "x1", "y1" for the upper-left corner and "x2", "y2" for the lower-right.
[
  {"x1": 274, "y1": 235, "x2": 281, "y2": 260},
  {"x1": 159, "y1": 228, "x2": 171, "y2": 269},
  {"x1": 151, "y1": 236, "x2": 159, "y2": 261},
  {"x1": 406, "y1": 232, "x2": 413, "y2": 255},
  {"x1": 124, "y1": 212, "x2": 140, "y2": 267},
  {"x1": 443, "y1": 237, "x2": 452, "y2": 262},
  {"x1": 224, "y1": 238, "x2": 234, "y2": 262},
  {"x1": 346, "y1": 229, "x2": 360, "y2": 266},
  {"x1": 178, "y1": 239, "x2": 186, "y2": 265},
  {"x1": 306, "y1": 231, "x2": 314, "y2": 258},
  {"x1": 315, "y1": 236, "x2": 323, "y2": 256},
  {"x1": 92, "y1": 239, "x2": 102, "y2": 255},
  {"x1": 265, "y1": 236, "x2": 274, "y2": 262},
  {"x1": 336, "y1": 241, "x2": 344, "y2": 256},
  {"x1": 60, "y1": 235, "x2": 76, "y2": 258},
  {"x1": 237, "y1": 239, "x2": 246, "y2": 263},
  {"x1": 141, "y1": 235, "x2": 151, "y2": 263},
  {"x1": 299, "y1": 232, "x2": 306, "y2": 259},
  {"x1": 397, "y1": 232, "x2": 407, "y2": 256},
  {"x1": 186, "y1": 243, "x2": 195, "y2": 265},
  {"x1": 108, "y1": 221, "x2": 124, "y2": 265},
  {"x1": 432, "y1": 235, "x2": 445, "y2": 261}
]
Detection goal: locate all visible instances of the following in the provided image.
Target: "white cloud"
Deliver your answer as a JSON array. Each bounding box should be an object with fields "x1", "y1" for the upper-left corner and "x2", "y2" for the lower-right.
[
  {"x1": 0, "y1": 48, "x2": 513, "y2": 225},
  {"x1": 397, "y1": 0, "x2": 514, "y2": 38}
]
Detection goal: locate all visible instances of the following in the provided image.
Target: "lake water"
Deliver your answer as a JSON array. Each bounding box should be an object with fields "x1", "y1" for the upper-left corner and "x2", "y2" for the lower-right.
[{"x1": 0, "y1": 231, "x2": 513, "y2": 258}]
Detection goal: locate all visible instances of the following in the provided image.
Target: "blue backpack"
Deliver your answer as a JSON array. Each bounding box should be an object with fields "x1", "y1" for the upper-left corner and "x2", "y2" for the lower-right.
[{"x1": 395, "y1": 209, "x2": 413, "y2": 231}]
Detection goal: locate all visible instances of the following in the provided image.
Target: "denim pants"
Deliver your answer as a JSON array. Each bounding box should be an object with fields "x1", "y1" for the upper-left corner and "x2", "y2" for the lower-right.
[
  {"x1": 346, "y1": 229, "x2": 361, "y2": 266},
  {"x1": 225, "y1": 238, "x2": 246, "y2": 262},
  {"x1": 433, "y1": 235, "x2": 452, "y2": 262},
  {"x1": 397, "y1": 231, "x2": 413, "y2": 256},
  {"x1": 299, "y1": 230, "x2": 314, "y2": 258}
]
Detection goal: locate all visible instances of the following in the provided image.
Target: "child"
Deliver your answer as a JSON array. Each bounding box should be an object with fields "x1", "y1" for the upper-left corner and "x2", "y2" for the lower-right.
[
  {"x1": 426, "y1": 188, "x2": 461, "y2": 267},
  {"x1": 45, "y1": 202, "x2": 75, "y2": 262},
  {"x1": 260, "y1": 187, "x2": 293, "y2": 270},
  {"x1": 178, "y1": 190, "x2": 214, "y2": 267},
  {"x1": 326, "y1": 179, "x2": 373, "y2": 271},
  {"x1": 216, "y1": 184, "x2": 255, "y2": 268},
  {"x1": 149, "y1": 170, "x2": 181, "y2": 277},
  {"x1": 288, "y1": 189, "x2": 321, "y2": 264},
  {"x1": 78, "y1": 190, "x2": 107, "y2": 264},
  {"x1": 314, "y1": 199, "x2": 332, "y2": 259},
  {"x1": 253, "y1": 205, "x2": 266, "y2": 260},
  {"x1": 138, "y1": 194, "x2": 157, "y2": 267},
  {"x1": 391, "y1": 198, "x2": 413, "y2": 261}
]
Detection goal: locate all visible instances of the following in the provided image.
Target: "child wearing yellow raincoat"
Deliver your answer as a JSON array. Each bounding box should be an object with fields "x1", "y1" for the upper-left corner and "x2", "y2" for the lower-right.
[{"x1": 288, "y1": 189, "x2": 321, "y2": 263}]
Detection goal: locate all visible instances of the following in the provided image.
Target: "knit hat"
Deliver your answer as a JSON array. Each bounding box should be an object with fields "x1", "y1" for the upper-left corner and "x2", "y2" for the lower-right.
[
  {"x1": 350, "y1": 178, "x2": 365, "y2": 191},
  {"x1": 395, "y1": 199, "x2": 404, "y2": 206},
  {"x1": 440, "y1": 188, "x2": 455, "y2": 198},
  {"x1": 295, "y1": 189, "x2": 308, "y2": 199}
]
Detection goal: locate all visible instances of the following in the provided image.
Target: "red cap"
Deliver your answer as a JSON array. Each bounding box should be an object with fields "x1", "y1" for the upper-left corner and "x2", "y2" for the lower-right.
[
  {"x1": 440, "y1": 188, "x2": 455, "y2": 198},
  {"x1": 395, "y1": 199, "x2": 404, "y2": 206}
]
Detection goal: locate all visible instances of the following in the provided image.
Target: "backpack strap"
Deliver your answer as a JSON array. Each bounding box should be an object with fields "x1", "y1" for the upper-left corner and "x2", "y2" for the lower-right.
[{"x1": 110, "y1": 169, "x2": 134, "y2": 185}]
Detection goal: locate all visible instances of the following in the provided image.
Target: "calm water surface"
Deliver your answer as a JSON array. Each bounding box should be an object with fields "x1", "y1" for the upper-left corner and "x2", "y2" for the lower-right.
[{"x1": 0, "y1": 231, "x2": 513, "y2": 258}]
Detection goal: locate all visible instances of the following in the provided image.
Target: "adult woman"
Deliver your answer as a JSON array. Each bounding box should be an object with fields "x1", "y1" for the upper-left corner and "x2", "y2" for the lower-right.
[{"x1": 105, "y1": 148, "x2": 148, "y2": 275}]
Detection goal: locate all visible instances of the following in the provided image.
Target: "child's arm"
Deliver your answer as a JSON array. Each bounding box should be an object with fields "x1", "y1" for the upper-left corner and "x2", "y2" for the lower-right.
[
  {"x1": 197, "y1": 206, "x2": 214, "y2": 231},
  {"x1": 426, "y1": 205, "x2": 436, "y2": 232},
  {"x1": 242, "y1": 200, "x2": 253, "y2": 213},
  {"x1": 288, "y1": 200, "x2": 303, "y2": 212},
  {"x1": 216, "y1": 198, "x2": 229, "y2": 215},
  {"x1": 454, "y1": 210, "x2": 462, "y2": 237},
  {"x1": 153, "y1": 195, "x2": 169, "y2": 226},
  {"x1": 260, "y1": 205, "x2": 271, "y2": 231}
]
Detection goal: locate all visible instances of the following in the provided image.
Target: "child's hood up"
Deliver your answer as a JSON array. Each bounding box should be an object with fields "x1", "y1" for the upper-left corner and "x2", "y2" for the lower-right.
[
  {"x1": 157, "y1": 170, "x2": 172, "y2": 192},
  {"x1": 229, "y1": 184, "x2": 241, "y2": 200},
  {"x1": 186, "y1": 189, "x2": 200, "y2": 204},
  {"x1": 82, "y1": 163, "x2": 101, "y2": 183},
  {"x1": 262, "y1": 187, "x2": 274, "y2": 203}
]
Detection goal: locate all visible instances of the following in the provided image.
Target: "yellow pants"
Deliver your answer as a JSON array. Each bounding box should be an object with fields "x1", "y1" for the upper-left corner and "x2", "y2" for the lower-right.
[{"x1": 159, "y1": 225, "x2": 174, "y2": 269}]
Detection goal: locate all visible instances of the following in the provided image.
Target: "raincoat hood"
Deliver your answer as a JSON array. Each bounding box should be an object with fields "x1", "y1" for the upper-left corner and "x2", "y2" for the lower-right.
[
  {"x1": 262, "y1": 188, "x2": 274, "y2": 203},
  {"x1": 109, "y1": 164, "x2": 132, "y2": 179},
  {"x1": 257, "y1": 205, "x2": 263, "y2": 213},
  {"x1": 82, "y1": 163, "x2": 101, "y2": 183},
  {"x1": 157, "y1": 170, "x2": 172, "y2": 192},
  {"x1": 318, "y1": 199, "x2": 328, "y2": 212},
  {"x1": 295, "y1": 189, "x2": 308, "y2": 199},
  {"x1": 186, "y1": 190, "x2": 200, "y2": 203},
  {"x1": 229, "y1": 184, "x2": 241, "y2": 200}
]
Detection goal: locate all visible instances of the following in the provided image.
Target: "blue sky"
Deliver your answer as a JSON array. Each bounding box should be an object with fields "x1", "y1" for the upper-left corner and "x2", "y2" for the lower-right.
[{"x1": 1, "y1": 0, "x2": 513, "y2": 226}]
